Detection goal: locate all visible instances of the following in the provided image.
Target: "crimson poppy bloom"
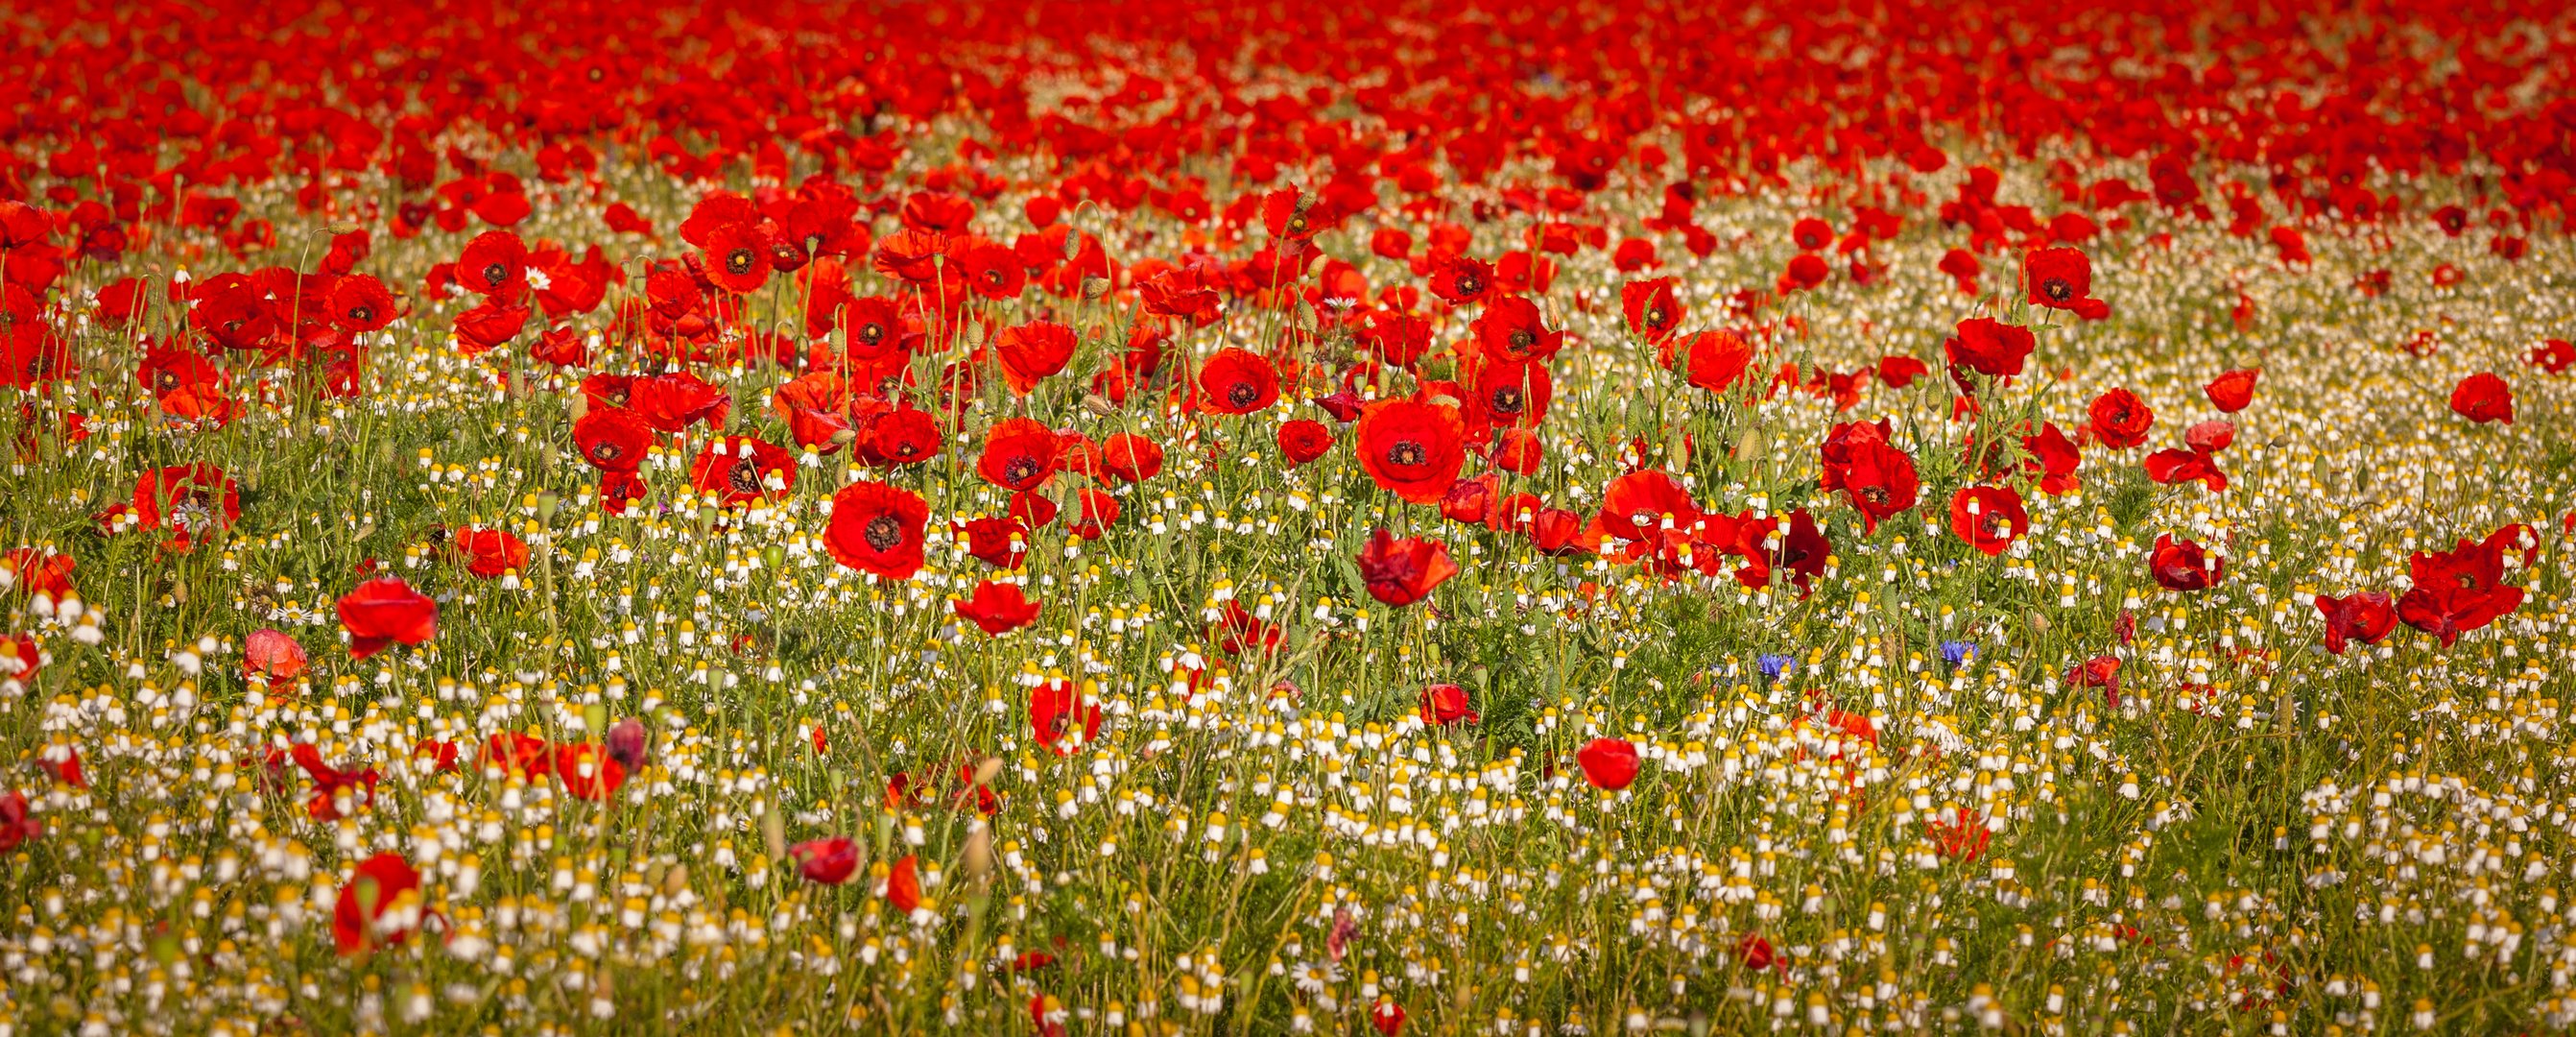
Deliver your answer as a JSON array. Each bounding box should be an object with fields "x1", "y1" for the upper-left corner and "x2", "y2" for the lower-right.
[
  {"x1": 133, "y1": 463, "x2": 240, "y2": 548},
  {"x1": 2087, "y1": 388, "x2": 2154, "y2": 447},
  {"x1": 689, "y1": 435, "x2": 797, "y2": 506},
  {"x1": 977, "y1": 418, "x2": 1061, "y2": 492},
  {"x1": 1928, "y1": 808, "x2": 1992, "y2": 861},
  {"x1": 1737, "y1": 932, "x2": 1776, "y2": 971},
  {"x1": 1277, "y1": 419, "x2": 1334, "y2": 466},
  {"x1": 449, "y1": 527, "x2": 530, "y2": 578},
  {"x1": 1621, "y1": 277, "x2": 1683, "y2": 341},
  {"x1": 338, "y1": 577, "x2": 437, "y2": 660},
  {"x1": 1418, "y1": 684, "x2": 1478, "y2": 726},
  {"x1": 1878, "y1": 355, "x2": 1929, "y2": 388},
  {"x1": 1948, "y1": 486, "x2": 2027, "y2": 556},
  {"x1": 1469, "y1": 296, "x2": 1564, "y2": 362},
  {"x1": 244, "y1": 628, "x2": 308, "y2": 682},
  {"x1": 292, "y1": 743, "x2": 379, "y2": 822},
  {"x1": 2024, "y1": 247, "x2": 2091, "y2": 309},
  {"x1": 1199, "y1": 348, "x2": 1280, "y2": 415},
  {"x1": 2527, "y1": 339, "x2": 2576, "y2": 374},
  {"x1": 995, "y1": 321, "x2": 1078, "y2": 396},
  {"x1": 1356, "y1": 528, "x2": 1459, "y2": 607},
  {"x1": 702, "y1": 221, "x2": 772, "y2": 294},
  {"x1": 825, "y1": 481, "x2": 928, "y2": 580},
  {"x1": 792, "y1": 837, "x2": 860, "y2": 884},
  {"x1": 838, "y1": 296, "x2": 906, "y2": 361},
  {"x1": 2021, "y1": 422, "x2": 2083, "y2": 494},
  {"x1": 955, "y1": 580, "x2": 1043, "y2": 636},
  {"x1": 1426, "y1": 254, "x2": 1493, "y2": 305},
  {"x1": 2067, "y1": 655, "x2": 2123, "y2": 707},
  {"x1": 2313, "y1": 591, "x2": 2397, "y2": 655},
  {"x1": 328, "y1": 275, "x2": 397, "y2": 333},
  {"x1": 332, "y1": 852, "x2": 422, "y2": 955},
  {"x1": 572, "y1": 407, "x2": 655, "y2": 471},
  {"x1": 456, "y1": 230, "x2": 528, "y2": 298},
  {"x1": 884, "y1": 855, "x2": 924, "y2": 912},
  {"x1": 2148, "y1": 534, "x2": 2223, "y2": 591},
  {"x1": 554, "y1": 742, "x2": 627, "y2": 801},
  {"x1": 1355, "y1": 399, "x2": 1467, "y2": 504},
  {"x1": 2397, "y1": 538, "x2": 2525, "y2": 647},
  {"x1": 1097, "y1": 433, "x2": 1163, "y2": 483},
  {"x1": 2144, "y1": 447, "x2": 2228, "y2": 492},
  {"x1": 858, "y1": 406, "x2": 942, "y2": 468},
  {"x1": 1944, "y1": 317, "x2": 2035, "y2": 379},
  {"x1": 484, "y1": 732, "x2": 551, "y2": 779},
  {"x1": 0, "y1": 789, "x2": 37, "y2": 853},
  {"x1": 1681, "y1": 330, "x2": 1754, "y2": 393},
  {"x1": 1835, "y1": 442, "x2": 1919, "y2": 534},
  {"x1": 954, "y1": 516, "x2": 1030, "y2": 569},
  {"x1": 1371, "y1": 1000, "x2": 1406, "y2": 1037},
  {"x1": 2448, "y1": 372, "x2": 2514, "y2": 423},
  {"x1": 1576, "y1": 737, "x2": 1640, "y2": 790},
  {"x1": 1030, "y1": 678, "x2": 1104, "y2": 755},
  {"x1": 1596, "y1": 470, "x2": 1700, "y2": 543},
  {"x1": 1469, "y1": 357, "x2": 1551, "y2": 429},
  {"x1": 2205, "y1": 369, "x2": 2259, "y2": 412}
]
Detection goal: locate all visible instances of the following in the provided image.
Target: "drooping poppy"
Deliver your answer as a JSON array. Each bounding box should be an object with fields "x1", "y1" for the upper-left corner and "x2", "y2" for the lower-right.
[
  {"x1": 2205, "y1": 369, "x2": 2259, "y2": 412},
  {"x1": 792, "y1": 837, "x2": 860, "y2": 884},
  {"x1": 1355, "y1": 528, "x2": 1459, "y2": 607},
  {"x1": 2021, "y1": 422, "x2": 2083, "y2": 494},
  {"x1": 2143, "y1": 449, "x2": 2228, "y2": 492},
  {"x1": 244, "y1": 628, "x2": 308, "y2": 682}
]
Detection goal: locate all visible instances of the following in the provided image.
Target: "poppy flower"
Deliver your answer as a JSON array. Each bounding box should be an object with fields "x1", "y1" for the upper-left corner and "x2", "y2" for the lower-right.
[
  {"x1": 337, "y1": 577, "x2": 437, "y2": 659},
  {"x1": 554, "y1": 742, "x2": 627, "y2": 801},
  {"x1": 484, "y1": 732, "x2": 552, "y2": 779},
  {"x1": 2397, "y1": 538, "x2": 2525, "y2": 647},
  {"x1": 2205, "y1": 369, "x2": 2259, "y2": 412},
  {"x1": 1030, "y1": 678, "x2": 1104, "y2": 755},
  {"x1": 2144, "y1": 447, "x2": 2228, "y2": 492},
  {"x1": 1736, "y1": 933, "x2": 1776, "y2": 971},
  {"x1": 1575, "y1": 737, "x2": 1640, "y2": 791},
  {"x1": 1469, "y1": 296, "x2": 1565, "y2": 362},
  {"x1": 1355, "y1": 399, "x2": 1467, "y2": 504},
  {"x1": 0, "y1": 789, "x2": 37, "y2": 853},
  {"x1": 244, "y1": 628, "x2": 308, "y2": 682},
  {"x1": 291, "y1": 744, "x2": 379, "y2": 821},
  {"x1": 1944, "y1": 317, "x2": 2035, "y2": 379},
  {"x1": 1469, "y1": 357, "x2": 1551, "y2": 429},
  {"x1": 954, "y1": 516, "x2": 1031, "y2": 569},
  {"x1": 838, "y1": 296, "x2": 907, "y2": 361},
  {"x1": 689, "y1": 435, "x2": 797, "y2": 506},
  {"x1": 2147, "y1": 534, "x2": 2223, "y2": 591},
  {"x1": 1681, "y1": 330, "x2": 1754, "y2": 393},
  {"x1": 625, "y1": 372, "x2": 732, "y2": 433},
  {"x1": 1621, "y1": 277, "x2": 1683, "y2": 341},
  {"x1": 2024, "y1": 247, "x2": 2092, "y2": 309},
  {"x1": 884, "y1": 854, "x2": 924, "y2": 912},
  {"x1": 1199, "y1": 348, "x2": 1281, "y2": 415},
  {"x1": 1426, "y1": 254, "x2": 1493, "y2": 305},
  {"x1": 995, "y1": 321, "x2": 1079, "y2": 396},
  {"x1": 2313, "y1": 591, "x2": 2397, "y2": 655},
  {"x1": 332, "y1": 853, "x2": 422, "y2": 955},
  {"x1": 571, "y1": 407, "x2": 655, "y2": 471},
  {"x1": 449, "y1": 527, "x2": 531, "y2": 578},
  {"x1": 977, "y1": 418, "x2": 1061, "y2": 492},
  {"x1": 1068, "y1": 488, "x2": 1122, "y2": 541},
  {"x1": 1835, "y1": 443, "x2": 1920, "y2": 534},
  {"x1": 1277, "y1": 419, "x2": 1334, "y2": 466},
  {"x1": 791, "y1": 837, "x2": 860, "y2": 884},
  {"x1": 1596, "y1": 470, "x2": 1700, "y2": 543},
  {"x1": 456, "y1": 230, "x2": 528, "y2": 298},
  {"x1": 328, "y1": 275, "x2": 398, "y2": 333},
  {"x1": 1948, "y1": 486, "x2": 2027, "y2": 556},
  {"x1": 2020, "y1": 422, "x2": 2083, "y2": 494},
  {"x1": 132, "y1": 463, "x2": 241, "y2": 548},
  {"x1": 1928, "y1": 808, "x2": 1992, "y2": 861},
  {"x1": 2066, "y1": 656, "x2": 2123, "y2": 706},
  {"x1": 702, "y1": 221, "x2": 773, "y2": 294},
  {"x1": 954, "y1": 580, "x2": 1043, "y2": 636},
  {"x1": 1419, "y1": 684, "x2": 1478, "y2": 726},
  {"x1": 1878, "y1": 355, "x2": 1929, "y2": 388},
  {"x1": 1371, "y1": 1000, "x2": 1406, "y2": 1037},
  {"x1": 1356, "y1": 528, "x2": 1459, "y2": 607},
  {"x1": 2087, "y1": 388, "x2": 2154, "y2": 448},
  {"x1": 2527, "y1": 339, "x2": 2576, "y2": 374},
  {"x1": 824, "y1": 481, "x2": 929, "y2": 580},
  {"x1": 2448, "y1": 372, "x2": 2514, "y2": 423},
  {"x1": 858, "y1": 406, "x2": 942, "y2": 468}
]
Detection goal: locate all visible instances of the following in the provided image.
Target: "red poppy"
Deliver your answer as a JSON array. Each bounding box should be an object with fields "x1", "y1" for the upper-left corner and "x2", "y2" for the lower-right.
[
  {"x1": 702, "y1": 222, "x2": 773, "y2": 294},
  {"x1": 1418, "y1": 684, "x2": 1478, "y2": 726},
  {"x1": 1069, "y1": 488, "x2": 1122, "y2": 540},
  {"x1": 2527, "y1": 339, "x2": 2576, "y2": 374},
  {"x1": 977, "y1": 418, "x2": 1061, "y2": 492},
  {"x1": 858, "y1": 406, "x2": 943, "y2": 468},
  {"x1": 2397, "y1": 538, "x2": 2525, "y2": 647},
  {"x1": 2024, "y1": 247, "x2": 2092, "y2": 309},
  {"x1": 825, "y1": 481, "x2": 929, "y2": 580},
  {"x1": 1426, "y1": 254, "x2": 1493, "y2": 305},
  {"x1": 1469, "y1": 357, "x2": 1551, "y2": 429},
  {"x1": 484, "y1": 732, "x2": 551, "y2": 779},
  {"x1": 2147, "y1": 534, "x2": 2223, "y2": 591},
  {"x1": 955, "y1": 580, "x2": 1043, "y2": 636},
  {"x1": 2448, "y1": 372, "x2": 2514, "y2": 423},
  {"x1": 1371, "y1": 1000, "x2": 1407, "y2": 1037},
  {"x1": 1681, "y1": 330, "x2": 1754, "y2": 393},
  {"x1": 554, "y1": 742, "x2": 627, "y2": 801},
  {"x1": 337, "y1": 577, "x2": 437, "y2": 660},
  {"x1": 1928, "y1": 808, "x2": 1992, "y2": 861},
  {"x1": 2087, "y1": 388, "x2": 2154, "y2": 447},
  {"x1": 625, "y1": 372, "x2": 731, "y2": 432},
  {"x1": 2205, "y1": 369, "x2": 2259, "y2": 412},
  {"x1": 2067, "y1": 655, "x2": 2123, "y2": 706},
  {"x1": 689, "y1": 436, "x2": 797, "y2": 506},
  {"x1": 1030, "y1": 677, "x2": 1104, "y2": 755},
  {"x1": 1356, "y1": 528, "x2": 1459, "y2": 607},
  {"x1": 1596, "y1": 470, "x2": 1700, "y2": 543},
  {"x1": 995, "y1": 321, "x2": 1079, "y2": 396},
  {"x1": 0, "y1": 789, "x2": 37, "y2": 853},
  {"x1": 1736, "y1": 933, "x2": 1776, "y2": 971},
  {"x1": 328, "y1": 275, "x2": 398, "y2": 332},
  {"x1": 449, "y1": 527, "x2": 531, "y2": 578},
  {"x1": 291, "y1": 743, "x2": 380, "y2": 821},
  {"x1": 2020, "y1": 422, "x2": 2082, "y2": 494},
  {"x1": 884, "y1": 855, "x2": 923, "y2": 912},
  {"x1": 571, "y1": 407, "x2": 655, "y2": 471},
  {"x1": 954, "y1": 516, "x2": 1031, "y2": 569},
  {"x1": 791, "y1": 837, "x2": 860, "y2": 884},
  {"x1": 1277, "y1": 419, "x2": 1334, "y2": 466},
  {"x1": 2313, "y1": 591, "x2": 2397, "y2": 655},
  {"x1": 1491, "y1": 428, "x2": 1544, "y2": 475},
  {"x1": 332, "y1": 853, "x2": 422, "y2": 955},
  {"x1": 1620, "y1": 277, "x2": 1683, "y2": 341},
  {"x1": 1834, "y1": 442, "x2": 1919, "y2": 534},
  {"x1": 133, "y1": 464, "x2": 240, "y2": 548},
  {"x1": 838, "y1": 296, "x2": 907, "y2": 361},
  {"x1": 1947, "y1": 486, "x2": 2027, "y2": 556},
  {"x1": 1199, "y1": 348, "x2": 1280, "y2": 414},
  {"x1": 1944, "y1": 317, "x2": 2034, "y2": 379},
  {"x1": 1355, "y1": 399, "x2": 1467, "y2": 504},
  {"x1": 1097, "y1": 433, "x2": 1163, "y2": 483},
  {"x1": 456, "y1": 230, "x2": 528, "y2": 298},
  {"x1": 1878, "y1": 355, "x2": 1929, "y2": 388},
  {"x1": 1576, "y1": 737, "x2": 1640, "y2": 791},
  {"x1": 244, "y1": 628, "x2": 308, "y2": 682},
  {"x1": 1469, "y1": 295, "x2": 1565, "y2": 361}
]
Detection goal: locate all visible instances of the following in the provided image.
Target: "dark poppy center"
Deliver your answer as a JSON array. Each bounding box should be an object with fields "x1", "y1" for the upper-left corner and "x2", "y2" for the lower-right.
[
  {"x1": 590, "y1": 442, "x2": 622, "y2": 463},
  {"x1": 1981, "y1": 512, "x2": 2013, "y2": 538},
  {"x1": 726, "y1": 248, "x2": 757, "y2": 276},
  {"x1": 1644, "y1": 307, "x2": 1666, "y2": 328},
  {"x1": 1509, "y1": 328, "x2": 1534, "y2": 349},
  {"x1": 346, "y1": 303, "x2": 374, "y2": 324},
  {"x1": 1004, "y1": 456, "x2": 1039, "y2": 484},
  {"x1": 863, "y1": 515, "x2": 903, "y2": 551},
  {"x1": 483, "y1": 262, "x2": 508, "y2": 287},
  {"x1": 1490, "y1": 386, "x2": 1523, "y2": 413},
  {"x1": 1453, "y1": 274, "x2": 1483, "y2": 297},
  {"x1": 855, "y1": 322, "x2": 886, "y2": 346},
  {"x1": 1227, "y1": 382, "x2": 1259, "y2": 407},
  {"x1": 151, "y1": 369, "x2": 181, "y2": 392},
  {"x1": 2042, "y1": 277, "x2": 2072, "y2": 302},
  {"x1": 1387, "y1": 440, "x2": 1426, "y2": 467},
  {"x1": 2457, "y1": 572, "x2": 2479, "y2": 590},
  {"x1": 727, "y1": 455, "x2": 765, "y2": 493},
  {"x1": 1859, "y1": 486, "x2": 1890, "y2": 505}
]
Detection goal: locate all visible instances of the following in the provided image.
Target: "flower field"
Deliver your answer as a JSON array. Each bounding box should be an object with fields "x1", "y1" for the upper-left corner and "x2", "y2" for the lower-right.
[{"x1": 5, "y1": 0, "x2": 2576, "y2": 1032}]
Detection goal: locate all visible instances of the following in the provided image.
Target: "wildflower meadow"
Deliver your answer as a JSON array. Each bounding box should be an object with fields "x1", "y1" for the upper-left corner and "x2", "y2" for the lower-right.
[{"x1": 2, "y1": 0, "x2": 2574, "y2": 1033}]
